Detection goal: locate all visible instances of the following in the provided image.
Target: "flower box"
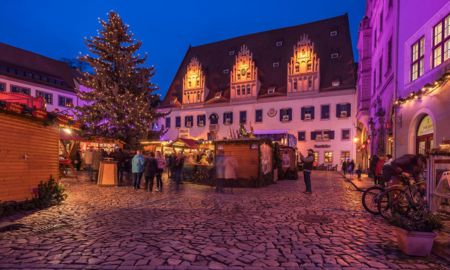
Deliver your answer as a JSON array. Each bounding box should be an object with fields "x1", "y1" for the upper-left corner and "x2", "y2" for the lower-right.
[{"x1": 395, "y1": 227, "x2": 437, "y2": 256}]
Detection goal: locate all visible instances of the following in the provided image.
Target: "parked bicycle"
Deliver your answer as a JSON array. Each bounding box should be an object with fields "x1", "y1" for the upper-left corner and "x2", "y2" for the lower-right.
[{"x1": 362, "y1": 177, "x2": 388, "y2": 215}]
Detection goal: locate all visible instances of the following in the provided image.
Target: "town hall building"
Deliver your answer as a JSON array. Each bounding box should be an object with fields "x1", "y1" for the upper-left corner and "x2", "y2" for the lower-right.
[{"x1": 159, "y1": 15, "x2": 357, "y2": 167}]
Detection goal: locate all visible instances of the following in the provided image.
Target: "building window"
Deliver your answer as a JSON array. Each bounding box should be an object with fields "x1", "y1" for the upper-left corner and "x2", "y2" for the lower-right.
[
  {"x1": 209, "y1": 113, "x2": 219, "y2": 125},
  {"x1": 387, "y1": 38, "x2": 393, "y2": 71},
  {"x1": 0, "y1": 82, "x2": 5, "y2": 92},
  {"x1": 228, "y1": 50, "x2": 235, "y2": 56},
  {"x1": 175, "y1": 116, "x2": 181, "y2": 128},
  {"x1": 298, "y1": 131, "x2": 306, "y2": 141},
  {"x1": 184, "y1": 116, "x2": 193, "y2": 128},
  {"x1": 197, "y1": 114, "x2": 206, "y2": 127},
  {"x1": 340, "y1": 151, "x2": 350, "y2": 163},
  {"x1": 255, "y1": 109, "x2": 263, "y2": 123},
  {"x1": 341, "y1": 129, "x2": 351, "y2": 140},
  {"x1": 58, "y1": 96, "x2": 73, "y2": 107},
  {"x1": 330, "y1": 30, "x2": 338, "y2": 37},
  {"x1": 239, "y1": 111, "x2": 247, "y2": 124},
  {"x1": 336, "y1": 103, "x2": 351, "y2": 118},
  {"x1": 321, "y1": 105, "x2": 330, "y2": 120},
  {"x1": 36, "y1": 90, "x2": 53, "y2": 105},
  {"x1": 11, "y1": 85, "x2": 31, "y2": 95},
  {"x1": 433, "y1": 14, "x2": 450, "y2": 67},
  {"x1": 324, "y1": 151, "x2": 333, "y2": 164},
  {"x1": 312, "y1": 130, "x2": 334, "y2": 141},
  {"x1": 279, "y1": 108, "x2": 292, "y2": 122},
  {"x1": 301, "y1": 106, "x2": 315, "y2": 121},
  {"x1": 411, "y1": 37, "x2": 425, "y2": 81},
  {"x1": 223, "y1": 69, "x2": 229, "y2": 74},
  {"x1": 331, "y1": 53, "x2": 339, "y2": 59},
  {"x1": 246, "y1": 85, "x2": 251, "y2": 95},
  {"x1": 275, "y1": 41, "x2": 283, "y2": 47},
  {"x1": 165, "y1": 117, "x2": 171, "y2": 128},
  {"x1": 273, "y1": 62, "x2": 279, "y2": 68},
  {"x1": 223, "y1": 112, "x2": 233, "y2": 125}
]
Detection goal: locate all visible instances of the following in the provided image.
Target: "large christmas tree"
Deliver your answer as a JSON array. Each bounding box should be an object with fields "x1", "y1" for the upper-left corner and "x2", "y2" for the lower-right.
[{"x1": 76, "y1": 11, "x2": 163, "y2": 148}]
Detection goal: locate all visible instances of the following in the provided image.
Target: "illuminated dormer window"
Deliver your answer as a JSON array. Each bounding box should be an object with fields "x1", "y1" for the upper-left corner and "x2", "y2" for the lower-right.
[
  {"x1": 182, "y1": 57, "x2": 209, "y2": 104},
  {"x1": 230, "y1": 45, "x2": 260, "y2": 99},
  {"x1": 287, "y1": 34, "x2": 320, "y2": 93}
]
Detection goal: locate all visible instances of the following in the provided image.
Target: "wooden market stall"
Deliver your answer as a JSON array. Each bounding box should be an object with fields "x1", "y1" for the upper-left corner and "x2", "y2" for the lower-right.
[
  {"x1": 214, "y1": 138, "x2": 274, "y2": 187},
  {"x1": 0, "y1": 101, "x2": 59, "y2": 202}
]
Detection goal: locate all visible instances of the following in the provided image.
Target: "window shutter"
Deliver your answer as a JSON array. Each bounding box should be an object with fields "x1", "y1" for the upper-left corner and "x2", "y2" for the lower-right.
[
  {"x1": 288, "y1": 108, "x2": 292, "y2": 121},
  {"x1": 347, "y1": 103, "x2": 351, "y2": 117},
  {"x1": 279, "y1": 109, "x2": 283, "y2": 121},
  {"x1": 336, "y1": 104, "x2": 342, "y2": 118},
  {"x1": 311, "y1": 131, "x2": 317, "y2": 140},
  {"x1": 229, "y1": 112, "x2": 233, "y2": 124},
  {"x1": 301, "y1": 107, "x2": 305, "y2": 120},
  {"x1": 311, "y1": 107, "x2": 315, "y2": 120},
  {"x1": 329, "y1": 130, "x2": 335, "y2": 139},
  {"x1": 223, "y1": 113, "x2": 227, "y2": 124}
]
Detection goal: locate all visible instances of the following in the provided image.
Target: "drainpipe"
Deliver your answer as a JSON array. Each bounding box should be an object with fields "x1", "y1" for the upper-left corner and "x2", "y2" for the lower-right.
[{"x1": 393, "y1": 0, "x2": 401, "y2": 158}]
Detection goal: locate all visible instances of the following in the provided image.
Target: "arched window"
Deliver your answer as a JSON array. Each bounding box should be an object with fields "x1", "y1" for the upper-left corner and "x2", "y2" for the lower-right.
[{"x1": 416, "y1": 115, "x2": 434, "y2": 155}]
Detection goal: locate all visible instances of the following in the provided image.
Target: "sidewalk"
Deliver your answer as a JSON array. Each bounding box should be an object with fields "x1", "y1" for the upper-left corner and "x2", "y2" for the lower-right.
[{"x1": 341, "y1": 172, "x2": 450, "y2": 263}]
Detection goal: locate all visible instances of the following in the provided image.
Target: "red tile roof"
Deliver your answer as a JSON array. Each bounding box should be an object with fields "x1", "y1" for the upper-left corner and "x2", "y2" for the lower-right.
[
  {"x1": 0, "y1": 42, "x2": 79, "y2": 92},
  {"x1": 162, "y1": 14, "x2": 356, "y2": 108}
]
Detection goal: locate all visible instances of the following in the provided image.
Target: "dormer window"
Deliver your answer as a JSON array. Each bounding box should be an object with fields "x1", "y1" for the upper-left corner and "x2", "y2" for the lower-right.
[
  {"x1": 276, "y1": 41, "x2": 283, "y2": 47},
  {"x1": 332, "y1": 80, "x2": 341, "y2": 87},
  {"x1": 229, "y1": 50, "x2": 235, "y2": 56},
  {"x1": 273, "y1": 62, "x2": 279, "y2": 68},
  {"x1": 267, "y1": 87, "x2": 276, "y2": 94},
  {"x1": 330, "y1": 30, "x2": 338, "y2": 37},
  {"x1": 223, "y1": 69, "x2": 229, "y2": 74},
  {"x1": 214, "y1": 92, "x2": 222, "y2": 98}
]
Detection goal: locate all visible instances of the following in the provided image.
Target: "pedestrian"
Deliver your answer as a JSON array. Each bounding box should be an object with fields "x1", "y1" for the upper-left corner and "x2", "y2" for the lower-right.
[
  {"x1": 215, "y1": 150, "x2": 225, "y2": 193},
  {"x1": 114, "y1": 148, "x2": 126, "y2": 185},
  {"x1": 342, "y1": 159, "x2": 348, "y2": 176},
  {"x1": 144, "y1": 152, "x2": 158, "y2": 192},
  {"x1": 300, "y1": 149, "x2": 315, "y2": 194},
  {"x1": 156, "y1": 151, "x2": 166, "y2": 192},
  {"x1": 74, "y1": 149, "x2": 82, "y2": 171},
  {"x1": 375, "y1": 156, "x2": 386, "y2": 185},
  {"x1": 356, "y1": 164, "x2": 362, "y2": 180},
  {"x1": 369, "y1": 155, "x2": 379, "y2": 180},
  {"x1": 131, "y1": 150, "x2": 145, "y2": 190},
  {"x1": 348, "y1": 159, "x2": 355, "y2": 178},
  {"x1": 174, "y1": 151, "x2": 185, "y2": 190},
  {"x1": 84, "y1": 147, "x2": 94, "y2": 181},
  {"x1": 168, "y1": 153, "x2": 175, "y2": 180}
]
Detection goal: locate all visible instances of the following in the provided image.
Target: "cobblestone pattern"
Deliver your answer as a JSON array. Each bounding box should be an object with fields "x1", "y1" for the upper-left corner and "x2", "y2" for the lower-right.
[{"x1": 0, "y1": 172, "x2": 448, "y2": 269}]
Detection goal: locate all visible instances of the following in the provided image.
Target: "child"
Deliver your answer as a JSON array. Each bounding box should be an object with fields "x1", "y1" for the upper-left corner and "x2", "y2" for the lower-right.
[{"x1": 356, "y1": 164, "x2": 362, "y2": 180}]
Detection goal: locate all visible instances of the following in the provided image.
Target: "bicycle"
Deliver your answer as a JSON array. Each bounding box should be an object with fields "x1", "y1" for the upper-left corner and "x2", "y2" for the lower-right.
[
  {"x1": 362, "y1": 184, "x2": 385, "y2": 215},
  {"x1": 376, "y1": 174, "x2": 426, "y2": 220}
]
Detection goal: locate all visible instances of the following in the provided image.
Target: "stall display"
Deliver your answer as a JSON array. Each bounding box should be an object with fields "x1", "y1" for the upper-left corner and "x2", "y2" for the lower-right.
[
  {"x1": 277, "y1": 144, "x2": 298, "y2": 180},
  {"x1": 428, "y1": 144, "x2": 450, "y2": 212},
  {"x1": 97, "y1": 158, "x2": 118, "y2": 186},
  {"x1": 214, "y1": 138, "x2": 274, "y2": 187}
]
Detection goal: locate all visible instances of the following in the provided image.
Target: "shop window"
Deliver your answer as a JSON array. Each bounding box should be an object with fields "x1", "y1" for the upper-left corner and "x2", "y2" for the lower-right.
[
  {"x1": 336, "y1": 103, "x2": 351, "y2": 118},
  {"x1": 298, "y1": 131, "x2": 306, "y2": 141},
  {"x1": 197, "y1": 114, "x2": 206, "y2": 127},
  {"x1": 324, "y1": 151, "x2": 333, "y2": 164},
  {"x1": 223, "y1": 112, "x2": 233, "y2": 125},
  {"x1": 320, "y1": 105, "x2": 330, "y2": 120},
  {"x1": 36, "y1": 90, "x2": 53, "y2": 105},
  {"x1": 209, "y1": 113, "x2": 219, "y2": 125},
  {"x1": 175, "y1": 116, "x2": 181, "y2": 128},
  {"x1": 301, "y1": 106, "x2": 315, "y2": 120},
  {"x1": 239, "y1": 111, "x2": 247, "y2": 124},
  {"x1": 255, "y1": 109, "x2": 263, "y2": 123},
  {"x1": 340, "y1": 151, "x2": 350, "y2": 163},
  {"x1": 411, "y1": 37, "x2": 424, "y2": 81},
  {"x1": 185, "y1": 116, "x2": 193, "y2": 128},
  {"x1": 279, "y1": 108, "x2": 292, "y2": 122},
  {"x1": 11, "y1": 85, "x2": 31, "y2": 95},
  {"x1": 341, "y1": 129, "x2": 350, "y2": 140},
  {"x1": 58, "y1": 96, "x2": 73, "y2": 107},
  {"x1": 165, "y1": 117, "x2": 171, "y2": 128}
]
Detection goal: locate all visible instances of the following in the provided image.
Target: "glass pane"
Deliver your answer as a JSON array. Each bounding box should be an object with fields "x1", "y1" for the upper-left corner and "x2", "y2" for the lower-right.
[
  {"x1": 412, "y1": 43, "x2": 419, "y2": 61},
  {"x1": 419, "y1": 37, "x2": 424, "y2": 57},
  {"x1": 445, "y1": 40, "x2": 450, "y2": 61},
  {"x1": 434, "y1": 48, "x2": 442, "y2": 67},
  {"x1": 412, "y1": 63, "x2": 418, "y2": 81},
  {"x1": 445, "y1": 15, "x2": 450, "y2": 38},
  {"x1": 434, "y1": 23, "x2": 442, "y2": 45},
  {"x1": 419, "y1": 59, "x2": 424, "y2": 77}
]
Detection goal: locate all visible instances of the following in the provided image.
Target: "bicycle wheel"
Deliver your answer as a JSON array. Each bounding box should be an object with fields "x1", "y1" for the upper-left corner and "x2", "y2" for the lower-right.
[
  {"x1": 362, "y1": 186, "x2": 384, "y2": 215},
  {"x1": 377, "y1": 187, "x2": 409, "y2": 220}
]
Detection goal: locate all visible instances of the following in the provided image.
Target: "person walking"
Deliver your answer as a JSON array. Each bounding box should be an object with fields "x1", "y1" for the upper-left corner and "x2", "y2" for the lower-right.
[
  {"x1": 174, "y1": 152, "x2": 185, "y2": 190},
  {"x1": 144, "y1": 152, "x2": 158, "y2": 192},
  {"x1": 348, "y1": 159, "x2": 355, "y2": 178},
  {"x1": 356, "y1": 164, "x2": 363, "y2": 180},
  {"x1": 74, "y1": 149, "x2": 82, "y2": 171},
  {"x1": 132, "y1": 150, "x2": 145, "y2": 190},
  {"x1": 342, "y1": 159, "x2": 348, "y2": 177},
  {"x1": 114, "y1": 148, "x2": 126, "y2": 185},
  {"x1": 215, "y1": 150, "x2": 225, "y2": 193},
  {"x1": 156, "y1": 151, "x2": 166, "y2": 192},
  {"x1": 300, "y1": 149, "x2": 314, "y2": 194},
  {"x1": 84, "y1": 147, "x2": 94, "y2": 181}
]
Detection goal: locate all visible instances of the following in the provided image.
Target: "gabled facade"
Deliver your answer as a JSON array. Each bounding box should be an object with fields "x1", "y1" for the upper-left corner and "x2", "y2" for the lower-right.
[{"x1": 159, "y1": 15, "x2": 357, "y2": 167}]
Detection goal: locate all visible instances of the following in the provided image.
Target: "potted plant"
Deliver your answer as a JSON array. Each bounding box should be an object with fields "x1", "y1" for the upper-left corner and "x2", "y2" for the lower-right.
[{"x1": 390, "y1": 207, "x2": 443, "y2": 256}]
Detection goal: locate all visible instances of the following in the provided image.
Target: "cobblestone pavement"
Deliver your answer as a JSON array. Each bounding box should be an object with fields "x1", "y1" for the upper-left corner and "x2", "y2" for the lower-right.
[{"x1": 0, "y1": 171, "x2": 449, "y2": 270}]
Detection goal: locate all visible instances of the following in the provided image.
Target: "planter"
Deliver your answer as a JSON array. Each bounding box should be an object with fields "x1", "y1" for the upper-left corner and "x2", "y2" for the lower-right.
[{"x1": 395, "y1": 227, "x2": 437, "y2": 256}]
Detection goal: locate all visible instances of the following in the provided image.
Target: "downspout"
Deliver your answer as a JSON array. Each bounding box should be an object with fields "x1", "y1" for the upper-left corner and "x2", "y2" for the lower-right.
[{"x1": 393, "y1": 0, "x2": 401, "y2": 158}]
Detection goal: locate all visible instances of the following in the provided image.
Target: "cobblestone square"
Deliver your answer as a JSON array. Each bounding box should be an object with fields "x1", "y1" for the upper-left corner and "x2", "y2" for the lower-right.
[{"x1": 0, "y1": 172, "x2": 448, "y2": 269}]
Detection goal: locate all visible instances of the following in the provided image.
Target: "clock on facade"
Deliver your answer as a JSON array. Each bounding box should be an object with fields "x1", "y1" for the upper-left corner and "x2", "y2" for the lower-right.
[{"x1": 267, "y1": 108, "x2": 277, "y2": 117}]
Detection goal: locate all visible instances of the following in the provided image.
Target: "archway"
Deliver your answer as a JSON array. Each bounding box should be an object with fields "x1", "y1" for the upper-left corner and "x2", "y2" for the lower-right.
[{"x1": 416, "y1": 115, "x2": 434, "y2": 155}]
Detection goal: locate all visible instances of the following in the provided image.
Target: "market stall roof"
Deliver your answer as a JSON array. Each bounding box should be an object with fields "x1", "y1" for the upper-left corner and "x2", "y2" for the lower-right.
[
  {"x1": 169, "y1": 138, "x2": 199, "y2": 149},
  {"x1": 59, "y1": 129, "x2": 83, "y2": 141}
]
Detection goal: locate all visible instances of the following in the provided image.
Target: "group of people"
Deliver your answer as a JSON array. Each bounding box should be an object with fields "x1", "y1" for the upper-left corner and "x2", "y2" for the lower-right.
[
  {"x1": 341, "y1": 159, "x2": 363, "y2": 179},
  {"x1": 130, "y1": 150, "x2": 166, "y2": 192},
  {"x1": 370, "y1": 154, "x2": 426, "y2": 185}
]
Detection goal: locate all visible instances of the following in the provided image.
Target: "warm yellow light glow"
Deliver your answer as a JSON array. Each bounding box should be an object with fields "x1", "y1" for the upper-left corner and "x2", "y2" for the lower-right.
[
  {"x1": 63, "y1": 128, "x2": 72, "y2": 134},
  {"x1": 353, "y1": 137, "x2": 359, "y2": 143}
]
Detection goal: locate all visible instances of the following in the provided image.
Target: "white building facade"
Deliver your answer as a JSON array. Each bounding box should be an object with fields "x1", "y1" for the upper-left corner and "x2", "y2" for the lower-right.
[
  {"x1": 0, "y1": 43, "x2": 83, "y2": 117},
  {"x1": 159, "y1": 15, "x2": 358, "y2": 167}
]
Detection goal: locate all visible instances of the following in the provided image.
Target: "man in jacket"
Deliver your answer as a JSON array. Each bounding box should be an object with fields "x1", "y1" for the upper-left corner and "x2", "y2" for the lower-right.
[
  {"x1": 144, "y1": 152, "x2": 158, "y2": 192},
  {"x1": 132, "y1": 150, "x2": 145, "y2": 189},
  {"x1": 300, "y1": 149, "x2": 315, "y2": 194}
]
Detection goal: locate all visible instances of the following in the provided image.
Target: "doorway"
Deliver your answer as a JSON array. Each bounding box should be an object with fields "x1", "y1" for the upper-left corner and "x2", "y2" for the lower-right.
[{"x1": 416, "y1": 115, "x2": 434, "y2": 155}]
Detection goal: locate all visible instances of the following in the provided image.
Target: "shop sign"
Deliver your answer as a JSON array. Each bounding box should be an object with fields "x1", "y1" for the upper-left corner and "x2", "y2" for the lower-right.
[
  {"x1": 417, "y1": 115, "x2": 433, "y2": 136},
  {"x1": 179, "y1": 128, "x2": 190, "y2": 138},
  {"x1": 314, "y1": 144, "x2": 330, "y2": 148}
]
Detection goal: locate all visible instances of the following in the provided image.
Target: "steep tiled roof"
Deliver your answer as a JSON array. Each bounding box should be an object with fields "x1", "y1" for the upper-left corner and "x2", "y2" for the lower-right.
[
  {"x1": 162, "y1": 14, "x2": 356, "y2": 107},
  {"x1": 0, "y1": 42, "x2": 79, "y2": 92}
]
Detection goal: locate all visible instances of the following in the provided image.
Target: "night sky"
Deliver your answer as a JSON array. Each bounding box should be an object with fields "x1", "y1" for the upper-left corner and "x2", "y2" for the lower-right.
[{"x1": 0, "y1": 0, "x2": 365, "y2": 95}]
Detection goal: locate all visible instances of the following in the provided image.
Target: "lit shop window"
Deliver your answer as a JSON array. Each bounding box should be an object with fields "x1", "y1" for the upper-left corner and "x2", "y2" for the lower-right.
[
  {"x1": 324, "y1": 151, "x2": 333, "y2": 164},
  {"x1": 58, "y1": 96, "x2": 73, "y2": 107}
]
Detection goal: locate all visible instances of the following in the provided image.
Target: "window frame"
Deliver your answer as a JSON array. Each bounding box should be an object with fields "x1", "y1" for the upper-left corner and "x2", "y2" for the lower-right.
[
  {"x1": 165, "y1": 117, "x2": 171, "y2": 128},
  {"x1": 279, "y1": 108, "x2": 292, "y2": 123},
  {"x1": 432, "y1": 14, "x2": 450, "y2": 68},
  {"x1": 320, "y1": 104, "x2": 330, "y2": 120},
  {"x1": 324, "y1": 151, "x2": 333, "y2": 164},
  {"x1": 10, "y1": 85, "x2": 31, "y2": 95},
  {"x1": 58, "y1": 95, "x2": 73, "y2": 107},
  {"x1": 197, "y1": 114, "x2": 206, "y2": 127},
  {"x1": 184, "y1": 115, "x2": 193, "y2": 128},
  {"x1": 0, "y1": 82, "x2": 5, "y2": 92},
  {"x1": 223, "y1": 111, "x2": 233, "y2": 125},
  {"x1": 411, "y1": 36, "x2": 425, "y2": 81},
  {"x1": 255, "y1": 109, "x2": 263, "y2": 123},
  {"x1": 341, "y1": 129, "x2": 351, "y2": 140},
  {"x1": 301, "y1": 106, "x2": 315, "y2": 121},
  {"x1": 35, "y1": 90, "x2": 53, "y2": 105},
  {"x1": 298, "y1": 131, "x2": 306, "y2": 141},
  {"x1": 239, "y1": 111, "x2": 247, "y2": 124},
  {"x1": 175, "y1": 116, "x2": 181, "y2": 128}
]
